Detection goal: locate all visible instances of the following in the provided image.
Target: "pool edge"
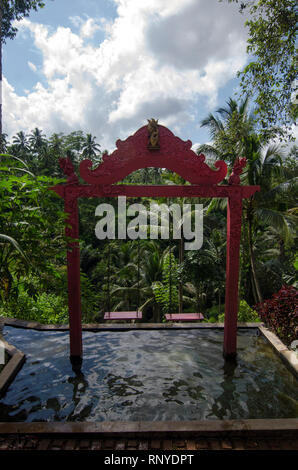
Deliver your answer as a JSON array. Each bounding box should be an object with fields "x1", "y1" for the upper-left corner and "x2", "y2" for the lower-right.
[
  {"x1": 258, "y1": 325, "x2": 298, "y2": 380},
  {"x1": 0, "y1": 419, "x2": 297, "y2": 439},
  {"x1": 0, "y1": 337, "x2": 26, "y2": 397}
]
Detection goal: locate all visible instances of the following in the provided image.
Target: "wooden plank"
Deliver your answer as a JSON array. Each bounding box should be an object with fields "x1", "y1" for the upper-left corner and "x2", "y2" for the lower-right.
[{"x1": 165, "y1": 313, "x2": 204, "y2": 322}]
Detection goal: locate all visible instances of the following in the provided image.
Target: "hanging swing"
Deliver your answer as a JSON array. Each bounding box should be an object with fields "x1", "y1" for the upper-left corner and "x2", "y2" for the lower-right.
[
  {"x1": 165, "y1": 216, "x2": 204, "y2": 323},
  {"x1": 104, "y1": 239, "x2": 142, "y2": 321}
]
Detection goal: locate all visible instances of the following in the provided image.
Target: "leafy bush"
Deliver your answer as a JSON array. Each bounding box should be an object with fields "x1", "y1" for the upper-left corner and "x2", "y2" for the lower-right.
[
  {"x1": 152, "y1": 252, "x2": 178, "y2": 317},
  {"x1": 80, "y1": 273, "x2": 102, "y2": 322},
  {"x1": 0, "y1": 291, "x2": 68, "y2": 324},
  {"x1": 254, "y1": 285, "x2": 298, "y2": 346},
  {"x1": 0, "y1": 272, "x2": 102, "y2": 325},
  {"x1": 218, "y1": 300, "x2": 260, "y2": 323},
  {"x1": 204, "y1": 305, "x2": 223, "y2": 323}
]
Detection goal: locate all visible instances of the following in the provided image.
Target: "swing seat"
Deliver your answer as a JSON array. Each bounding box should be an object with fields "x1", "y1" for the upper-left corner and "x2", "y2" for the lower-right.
[
  {"x1": 165, "y1": 313, "x2": 204, "y2": 322},
  {"x1": 104, "y1": 311, "x2": 142, "y2": 320}
]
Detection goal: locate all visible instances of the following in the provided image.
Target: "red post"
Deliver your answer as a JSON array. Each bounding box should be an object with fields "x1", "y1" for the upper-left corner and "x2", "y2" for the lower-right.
[
  {"x1": 223, "y1": 192, "x2": 243, "y2": 358},
  {"x1": 65, "y1": 192, "x2": 82, "y2": 361}
]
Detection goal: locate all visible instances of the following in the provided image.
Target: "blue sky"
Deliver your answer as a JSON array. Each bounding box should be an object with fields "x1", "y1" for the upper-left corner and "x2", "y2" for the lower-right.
[{"x1": 3, "y1": 0, "x2": 249, "y2": 151}]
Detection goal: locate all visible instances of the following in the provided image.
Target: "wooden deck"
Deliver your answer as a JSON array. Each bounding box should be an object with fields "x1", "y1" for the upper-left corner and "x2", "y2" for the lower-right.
[{"x1": 0, "y1": 420, "x2": 297, "y2": 451}]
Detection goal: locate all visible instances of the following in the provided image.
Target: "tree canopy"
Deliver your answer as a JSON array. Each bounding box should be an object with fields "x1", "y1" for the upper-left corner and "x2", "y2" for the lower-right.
[
  {"x1": 0, "y1": 0, "x2": 45, "y2": 42},
  {"x1": 221, "y1": 0, "x2": 298, "y2": 139}
]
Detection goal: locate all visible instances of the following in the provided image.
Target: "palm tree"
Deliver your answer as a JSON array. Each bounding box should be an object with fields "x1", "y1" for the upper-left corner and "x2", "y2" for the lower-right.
[
  {"x1": 242, "y1": 136, "x2": 297, "y2": 302},
  {"x1": 105, "y1": 241, "x2": 166, "y2": 321},
  {"x1": 12, "y1": 131, "x2": 30, "y2": 154},
  {"x1": 0, "y1": 133, "x2": 7, "y2": 152},
  {"x1": 82, "y1": 133, "x2": 101, "y2": 161},
  {"x1": 199, "y1": 95, "x2": 254, "y2": 165},
  {"x1": 48, "y1": 133, "x2": 64, "y2": 153},
  {"x1": 28, "y1": 127, "x2": 47, "y2": 151},
  {"x1": 199, "y1": 97, "x2": 297, "y2": 304}
]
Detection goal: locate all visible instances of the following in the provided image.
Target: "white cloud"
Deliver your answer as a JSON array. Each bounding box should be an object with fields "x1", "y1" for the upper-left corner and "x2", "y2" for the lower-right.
[
  {"x1": 28, "y1": 61, "x2": 37, "y2": 72},
  {"x1": 3, "y1": 0, "x2": 248, "y2": 150},
  {"x1": 80, "y1": 18, "x2": 101, "y2": 38}
]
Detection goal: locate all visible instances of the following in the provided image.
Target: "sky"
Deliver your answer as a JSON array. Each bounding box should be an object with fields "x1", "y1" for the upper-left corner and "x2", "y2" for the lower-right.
[{"x1": 3, "y1": 0, "x2": 250, "y2": 152}]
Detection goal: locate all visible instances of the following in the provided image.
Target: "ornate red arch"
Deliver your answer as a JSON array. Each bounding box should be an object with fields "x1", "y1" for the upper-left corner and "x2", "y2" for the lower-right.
[{"x1": 50, "y1": 122, "x2": 259, "y2": 363}]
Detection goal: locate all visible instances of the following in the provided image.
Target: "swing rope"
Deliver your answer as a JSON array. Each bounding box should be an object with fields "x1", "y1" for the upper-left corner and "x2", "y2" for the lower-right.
[
  {"x1": 104, "y1": 238, "x2": 142, "y2": 321},
  {"x1": 169, "y1": 243, "x2": 172, "y2": 314},
  {"x1": 107, "y1": 242, "x2": 111, "y2": 314},
  {"x1": 137, "y1": 237, "x2": 140, "y2": 311},
  {"x1": 168, "y1": 203, "x2": 173, "y2": 314},
  {"x1": 165, "y1": 203, "x2": 204, "y2": 323}
]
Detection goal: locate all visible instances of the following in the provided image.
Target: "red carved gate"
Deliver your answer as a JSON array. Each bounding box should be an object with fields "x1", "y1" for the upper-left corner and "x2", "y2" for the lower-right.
[{"x1": 50, "y1": 123, "x2": 259, "y2": 363}]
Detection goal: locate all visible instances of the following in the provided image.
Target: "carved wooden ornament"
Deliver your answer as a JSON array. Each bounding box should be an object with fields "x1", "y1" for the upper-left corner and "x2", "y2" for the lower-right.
[{"x1": 79, "y1": 124, "x2": 227, "y2": 185}]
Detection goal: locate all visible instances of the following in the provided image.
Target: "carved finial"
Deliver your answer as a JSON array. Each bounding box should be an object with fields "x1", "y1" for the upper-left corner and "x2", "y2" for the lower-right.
[
  {"x1": 147, "y1": 118, "x2": 160, "y2": 150},
  {"x1": 228, "y1": 157, "x2": 246, "y2": 185},
  {"x1": 59, "y1": 157, "x2": 79, "y2": 184}
]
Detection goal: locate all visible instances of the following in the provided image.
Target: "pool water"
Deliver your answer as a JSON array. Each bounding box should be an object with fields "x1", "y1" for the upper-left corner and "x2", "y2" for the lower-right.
[{"x1": 0, "y1": 327, "x2": 297, "y2": 422}]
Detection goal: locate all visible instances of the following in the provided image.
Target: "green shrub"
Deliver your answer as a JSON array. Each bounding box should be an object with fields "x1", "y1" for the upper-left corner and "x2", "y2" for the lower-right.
[
  {"x1": 80, "y1": 273, "x2": 102, "y2": 322},
  {"x1": 152, "y1": 252, "x2": 179, "y2": 317},
  {"x1": 218, "y1": 300, "x2": 260, "y2": 323},
  {"x1": 204, "y1": 305, "x2": 223, "y2": 322},
  {"x1": 0, "y1": 291, "x2": 68, "y2": 324}
]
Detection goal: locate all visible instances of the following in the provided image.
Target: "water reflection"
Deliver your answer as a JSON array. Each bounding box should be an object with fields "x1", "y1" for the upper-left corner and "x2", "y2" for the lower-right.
[
  {"x1": 0, "y1": 327, "x2": 297, "y2": 422},
  {"x1": 208, "y1": 357, "x2": 238, "y2": 419},
  {"x1": 67, "y1": 370, "x2": 91, "y2": 421}
]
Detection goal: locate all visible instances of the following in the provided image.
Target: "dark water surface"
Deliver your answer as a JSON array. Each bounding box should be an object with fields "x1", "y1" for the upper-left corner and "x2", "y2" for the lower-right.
[{"x1": 0, "y1": 327, "x2": 297, "y2": 422}]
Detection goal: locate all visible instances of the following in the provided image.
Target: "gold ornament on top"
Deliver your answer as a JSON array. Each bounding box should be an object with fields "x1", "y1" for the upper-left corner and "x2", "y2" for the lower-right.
[{"x1": 147, "y1": 118, "x2": 160, "y2": 150}]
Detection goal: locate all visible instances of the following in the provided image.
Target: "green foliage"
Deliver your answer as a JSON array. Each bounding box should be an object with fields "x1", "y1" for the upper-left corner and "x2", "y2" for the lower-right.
[
  {"x1": 80, "y1": 272, "x2": 102, "y2": 322},
  {"x1": 0, "y1": 122, "x2": 296, "y2": 326},
  {"x1": 218, "y1": 300, "x2": 260, "y2": 323},
  {"x1": 200, "y1": 96, "x2": 254, "y2": 164},
  {"x1": 152, "y1": 251, "x2": 179, "y2": 316},
  {"x1": 0, "y1": 153, "x2": 66, "y2": 302},
  {"x1": 204, "y1": 305, "x2": 223, "y2": 323},
  {"x1": 0, "y1": 291, "x2": 68, "y2": 324},
  {"x1": 221, "y1": 0, "x2": 297, "y2": 137},
  {"x1": 1, "y1": 1, "x2": 46, "y2": 43},
  {"x1": 199, "y1": 94, "x2": 298, "y2": 306}
]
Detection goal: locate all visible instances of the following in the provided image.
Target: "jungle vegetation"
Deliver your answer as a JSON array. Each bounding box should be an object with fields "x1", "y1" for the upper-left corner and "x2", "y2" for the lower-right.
[{"x1": 0, "y1": 107, "x2": 297, "y2": 327}]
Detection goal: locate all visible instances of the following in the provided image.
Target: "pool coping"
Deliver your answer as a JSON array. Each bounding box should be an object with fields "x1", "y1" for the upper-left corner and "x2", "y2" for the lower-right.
[
  {"x1": 258, "y1": 325, "x2": 298, "y2": 380},
  {"x1": 0, "y1": 336, "x2": 26, "y2": 397},
  {"x1": 0, "y1": 419, "x2": 297, "y2": 439},
  {"x1": 1, "y1": 316, "x2": 261, "y2": 331}
]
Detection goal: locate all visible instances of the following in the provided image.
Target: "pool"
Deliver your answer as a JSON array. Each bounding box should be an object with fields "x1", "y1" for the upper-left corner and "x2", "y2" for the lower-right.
[{"x1": 0, "y1": 326, "x2": 297, "y2": 422}]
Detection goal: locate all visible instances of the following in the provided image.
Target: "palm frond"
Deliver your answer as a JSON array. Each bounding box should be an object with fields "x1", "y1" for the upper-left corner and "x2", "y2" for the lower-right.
[{"x1": 0, "y1": 234, "x2": 31, "y2": 265}]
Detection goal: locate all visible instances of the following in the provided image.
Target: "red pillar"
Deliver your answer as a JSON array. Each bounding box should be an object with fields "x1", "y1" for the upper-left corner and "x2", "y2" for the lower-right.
[
  {"x1": 65, "y1": 192, "x2": 82, "y2": 360},
  {"x1": 223, "y1": 192, "x2": 243, "y2": 358}
]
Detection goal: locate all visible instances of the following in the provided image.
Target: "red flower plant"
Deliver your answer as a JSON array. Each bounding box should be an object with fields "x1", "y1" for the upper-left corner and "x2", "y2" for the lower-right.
[{"x1": 255, "y1": 285, "x2": 298, "y2": 346}]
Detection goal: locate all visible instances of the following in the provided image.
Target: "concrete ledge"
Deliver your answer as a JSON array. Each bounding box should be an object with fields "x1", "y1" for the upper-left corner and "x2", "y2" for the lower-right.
[
  {"x1": 259, "y1": 325, "x2": 298, "y2": 380},
  {"x1": 0, "y1": 338, "x2": 26, "y2": 397},
  {"x1": 0, "y1": 419, "x2": 297, "y2": 439}
]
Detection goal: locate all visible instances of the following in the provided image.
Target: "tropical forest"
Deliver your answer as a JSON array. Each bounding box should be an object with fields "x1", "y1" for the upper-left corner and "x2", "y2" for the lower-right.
[{"x1": 0, "y1": 0, "x2": 297, "y2": 349}]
